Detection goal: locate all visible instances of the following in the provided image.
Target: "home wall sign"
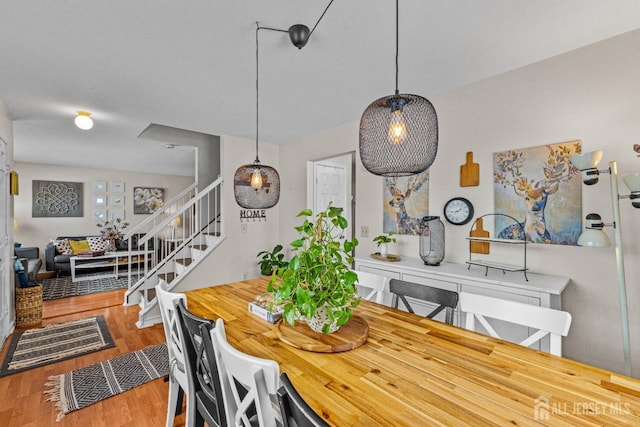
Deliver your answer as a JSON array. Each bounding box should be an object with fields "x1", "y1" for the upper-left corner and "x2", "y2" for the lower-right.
[
  {"x1": 32, "y1": 180, "x2": 83, "y2": 217},
  {"x1": 240, "y1": 209, "x2": 267, "y2": 222}
]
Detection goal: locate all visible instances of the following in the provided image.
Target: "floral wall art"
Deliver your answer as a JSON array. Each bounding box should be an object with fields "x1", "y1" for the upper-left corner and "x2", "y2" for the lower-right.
[
  {"x1": 383, "y1": 170, "x2": 430, "y2": 235},
  {"x1": 493, "y1": 141, "x2": 582, "y2": 245},
  {"x1": 32, "y1": 180, "x2": 83, "y2": 217},
  {"x1": 133, "y1": 187, "x2": 165, "y2": 214}
]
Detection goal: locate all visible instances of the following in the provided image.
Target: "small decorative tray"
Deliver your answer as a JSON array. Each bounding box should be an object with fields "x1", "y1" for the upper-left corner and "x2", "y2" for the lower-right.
[{"x1": 370, "y1": 253, "x2": 401, "y2": 262}]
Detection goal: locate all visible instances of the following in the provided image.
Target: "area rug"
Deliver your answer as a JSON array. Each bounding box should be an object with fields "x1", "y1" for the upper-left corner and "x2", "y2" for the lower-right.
[
  {"x1": 40, "y1": 276, "x2": 128, "y2": 301},
  {"x1": 44, "y1": 343, "x2": 168, "y2": 421},
  {"x1": 0, "y1": 316, "x2": 114, "y2": 377}
]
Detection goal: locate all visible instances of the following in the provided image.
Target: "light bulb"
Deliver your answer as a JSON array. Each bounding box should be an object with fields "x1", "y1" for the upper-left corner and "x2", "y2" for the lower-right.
[
  {"x1": 387, "y1": 110, "x2": 407, "y2": 145},
  {"x1": 75, "y1": 110, "x2": 93, "y2": 130},
  {"x1": 251, "y1": 169, "x2": 263, "y2": 189}
]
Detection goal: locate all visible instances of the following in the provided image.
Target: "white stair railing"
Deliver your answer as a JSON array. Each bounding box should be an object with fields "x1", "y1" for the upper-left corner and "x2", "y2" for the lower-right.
[{"x1": 123, "y1": 177, "x2": 224, "y2": 327}]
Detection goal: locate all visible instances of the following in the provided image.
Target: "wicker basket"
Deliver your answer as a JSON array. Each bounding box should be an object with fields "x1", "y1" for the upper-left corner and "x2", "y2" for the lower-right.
[{"x1": 15, "y1": 284, "x2": 43, "y2": 328}]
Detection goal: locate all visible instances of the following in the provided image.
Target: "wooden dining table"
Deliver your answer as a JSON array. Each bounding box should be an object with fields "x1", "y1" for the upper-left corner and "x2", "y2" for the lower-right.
[{"x1": 184, "y1": 277, "x2": 640, "y2": 426}]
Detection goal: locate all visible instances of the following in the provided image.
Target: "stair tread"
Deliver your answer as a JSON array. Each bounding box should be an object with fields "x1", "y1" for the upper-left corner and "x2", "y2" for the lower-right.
[
  {"x1": 158, "y1": 272, "x2": 176, "y2": 282},
  {"x1": 191, "y1": 244, "x2": 208, "y2": 250},
  {"x1": 205, "y1": 232, "x2": 222, "y2": 236},
  {"x1": 176, "y1": 258, "x2": 193, "y2": 266}
]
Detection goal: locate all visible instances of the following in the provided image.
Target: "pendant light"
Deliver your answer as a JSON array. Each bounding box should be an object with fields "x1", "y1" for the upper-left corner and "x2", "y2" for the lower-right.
[
  {"x1": 359, "y1": 0, "x2": 438, "y2": 177},
  {"x1": 234, "y1": 2, "x2": 335, "y2": 208},
  {"x1": 234, "y1": 23, "x2": 281, "y2": 209}
]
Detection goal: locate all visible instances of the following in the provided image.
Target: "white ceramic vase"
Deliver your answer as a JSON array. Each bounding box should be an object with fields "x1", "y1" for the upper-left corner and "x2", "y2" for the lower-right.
[{"x1": 307, "y1": 305, "x2": 340, "y2": 334}]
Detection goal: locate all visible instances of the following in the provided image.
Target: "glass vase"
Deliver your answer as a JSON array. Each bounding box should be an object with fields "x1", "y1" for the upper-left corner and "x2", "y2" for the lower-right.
[{"x1": 419, "y1": 216, "x2": 445, "y2": 266}]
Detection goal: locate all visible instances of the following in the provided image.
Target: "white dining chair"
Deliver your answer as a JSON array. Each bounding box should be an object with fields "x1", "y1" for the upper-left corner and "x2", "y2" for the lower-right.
[
  {"x1": 211, "y1": 318, "x2": 281, "y2": 427},
  {"x1": 156, "y1": 280, "x2": 195, "y2": 427},
  {"x1": 352, "y1": 270, "x2": 388, "y2": 304},
  {"x1": 458, "y1": 292, "x2": 572, "y2": 356}
]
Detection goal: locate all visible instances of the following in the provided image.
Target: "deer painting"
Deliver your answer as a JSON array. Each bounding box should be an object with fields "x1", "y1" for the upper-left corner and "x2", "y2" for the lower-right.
[
  {"x1": 385, "y1": 172, "x2": 429, "y2": 235},
  {"x1": 494, "y1": 142, "x2": 582, "y2": 244}
]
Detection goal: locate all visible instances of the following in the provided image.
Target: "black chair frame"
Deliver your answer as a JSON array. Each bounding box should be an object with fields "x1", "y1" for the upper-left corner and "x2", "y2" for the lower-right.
[
  {"x1": 389, "y1": 278, "x2": 459, "y2": 325},
  {"x1": 278, "y1": 372, "x2": 329, "y2": 427},
  {"x1": 176, "y1": 300, "x2": 227, "y2": 427}
]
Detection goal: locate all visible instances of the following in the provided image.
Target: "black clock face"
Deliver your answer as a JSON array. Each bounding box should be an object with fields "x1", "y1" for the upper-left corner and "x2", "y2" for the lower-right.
[{"x1": 443, "y1": 197, "x2": 474, "y2": 225}]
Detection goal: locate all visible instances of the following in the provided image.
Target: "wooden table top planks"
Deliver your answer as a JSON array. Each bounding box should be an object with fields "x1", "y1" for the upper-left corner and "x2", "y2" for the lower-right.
[{"x1": 185, "y1": 277, "x2": 640, "y2": 426}]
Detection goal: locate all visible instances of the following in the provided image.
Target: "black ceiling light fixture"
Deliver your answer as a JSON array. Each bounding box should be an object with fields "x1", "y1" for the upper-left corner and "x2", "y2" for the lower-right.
[
  {"x1": 234, "y1": 1, "x2": 335, "y2": 209},
  {"x1": 359, "y1": 0, "x2": 438, "y2": 177}
]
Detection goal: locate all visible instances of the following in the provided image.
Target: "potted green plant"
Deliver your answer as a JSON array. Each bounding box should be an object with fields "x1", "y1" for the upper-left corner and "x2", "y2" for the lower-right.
[
  {"x1": 268, "y1": 202, "x2": 360, "y2": 333},
  {"x1": 257, "y1": 244, "x2": 288, "y2": 276},
  {"x1": 373, "y1": 232, "x2": 396, "y2": 258}
]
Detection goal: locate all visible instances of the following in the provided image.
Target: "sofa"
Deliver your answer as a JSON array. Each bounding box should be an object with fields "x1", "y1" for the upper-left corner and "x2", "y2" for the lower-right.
[{"x1": 45, "y1": 234, "x2": 152, "y2": 276}]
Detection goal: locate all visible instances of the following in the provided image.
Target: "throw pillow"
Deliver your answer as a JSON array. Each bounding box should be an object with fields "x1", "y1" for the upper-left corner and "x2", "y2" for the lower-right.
[
  {"x1": 88, "y1": 236, "x2": 108, "y2": 252},
  {"x1": 68, "y1": 239, "x2": 91, "y2": 255},
  {"x1": 53, "y1": 239, "x2": 72, "y2": 255}
]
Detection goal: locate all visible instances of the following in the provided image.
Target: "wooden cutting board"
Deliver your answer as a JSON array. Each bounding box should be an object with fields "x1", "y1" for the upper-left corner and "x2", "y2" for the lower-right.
[
  {"x1": 460, "y1": 151, "x2": 479, "y2": 187},
  {"x1": 470, "y1": 218, "x2": 490, "y2": 254}
]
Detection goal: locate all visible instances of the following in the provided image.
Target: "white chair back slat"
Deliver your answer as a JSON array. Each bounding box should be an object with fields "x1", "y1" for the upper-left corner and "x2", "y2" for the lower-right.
[
  {"x1": 156, "y1": 280, "x2": 194, "y2": 427},
  {"x1": 211, "y1": 318, "x2": 280, "y2": 427},
  {"x1": 353, "y1": 270, "x2": 389, "y2": 304},
  {"x1": 459, "y1": 292, "x2": 572, "y2": 356}
]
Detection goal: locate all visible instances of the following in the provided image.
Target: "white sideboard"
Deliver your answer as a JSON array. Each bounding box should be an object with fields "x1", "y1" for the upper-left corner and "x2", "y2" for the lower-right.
[{"x1": 354, "y1": 256, "x2": 571, "y2": 352}]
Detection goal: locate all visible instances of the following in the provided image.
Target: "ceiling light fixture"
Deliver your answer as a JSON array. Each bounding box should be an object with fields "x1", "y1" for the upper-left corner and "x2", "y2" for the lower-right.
[
  {"x1": 74, "y1": 110, "x2": 93, "y2": 130},
  {"x1": 359, "y1": 0, "x2": 438, "y2": 176},
  {"x1": 233, "y1": 1, "x2": 334, "y2": 209}
]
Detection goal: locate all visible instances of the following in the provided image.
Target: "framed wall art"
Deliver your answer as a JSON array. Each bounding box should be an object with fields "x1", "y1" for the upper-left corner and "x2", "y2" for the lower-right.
[
  {"x1": 110, "y1": 181, "x2": 124, "y2": 192},
  {"x1": 383, "y1": 170, "x2": 430, "y2": 235},
  {"x1": 493, "y1": 141, "x2": 582, "y2": 245},
  {"x1": 92, "y1": 180, "x2": 107, "y2": 192},
  {"x1": 133, "y1": 187, "x2": 165, "y2": 214},
  {"x1": 92, "y1": 209, "x2": 107, "y2": 221},
  {"x1": 111, "y1": 194, "x2": 124, "y2": 206},
  {"x1": 32, "y1": 180, "x2": 83, "y2": 217},
  {"x1": 92, "y1": 194, "x2": 107, "y2": 206},
  {"x1": 111, "y1": 208, "x2": 125, "y2": 221}
]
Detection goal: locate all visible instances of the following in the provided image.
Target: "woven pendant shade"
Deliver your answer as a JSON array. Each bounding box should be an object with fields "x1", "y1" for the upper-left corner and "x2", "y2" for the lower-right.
[
  {"x1": 234, "y1": 163, "x2": 280, "y2": 209},
  {"x1": 359, "y1": 0, "x2": 438, "y2": 177},
  {"x1": 359, "y1": 94, "x2": 438, "y2": 176}
]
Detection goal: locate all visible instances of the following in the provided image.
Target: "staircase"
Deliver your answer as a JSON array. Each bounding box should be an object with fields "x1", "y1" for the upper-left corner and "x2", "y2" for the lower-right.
[{"x1": 122, "y1": 176, "x2": 225, "y2": 328}]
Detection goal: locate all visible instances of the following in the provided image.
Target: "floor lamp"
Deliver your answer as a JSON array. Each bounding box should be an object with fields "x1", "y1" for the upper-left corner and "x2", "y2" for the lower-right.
[{"x1": 570, "y1": 150, "x2": 639, "y2": 377}]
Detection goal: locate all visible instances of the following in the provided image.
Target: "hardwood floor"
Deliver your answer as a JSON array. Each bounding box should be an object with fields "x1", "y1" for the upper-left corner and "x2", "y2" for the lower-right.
[{"x1": 0, "y1": 289, "x2": 183, "y2": 427}]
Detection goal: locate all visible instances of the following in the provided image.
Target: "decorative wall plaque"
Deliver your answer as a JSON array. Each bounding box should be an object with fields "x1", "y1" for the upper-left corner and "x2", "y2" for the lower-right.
[{"x1": 32, "y1": 180, "x2": 83, "y2": 217}]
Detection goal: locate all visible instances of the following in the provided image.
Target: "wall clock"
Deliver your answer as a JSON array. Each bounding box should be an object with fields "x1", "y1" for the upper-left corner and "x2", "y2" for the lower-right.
[{"x1": 443, "y1": 197, "x2": 474, "y2": 225}]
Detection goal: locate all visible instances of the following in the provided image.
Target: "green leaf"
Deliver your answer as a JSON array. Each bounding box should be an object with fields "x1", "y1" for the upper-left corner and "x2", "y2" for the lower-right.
[
  {"x1": 297, "y1": 209, "x2": 313, "y2": 217},
  {"x1": 337, "y1": 216, "x2": 348, "y2": 229},
  {"x1": 289, "y1": 256, "x2": 300, "y2": 270}
]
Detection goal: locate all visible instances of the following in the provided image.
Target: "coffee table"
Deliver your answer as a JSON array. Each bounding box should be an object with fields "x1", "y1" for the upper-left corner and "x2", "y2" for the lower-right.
[{"x1": 69, "y1": 250, "x2": 153, "y2": 283}]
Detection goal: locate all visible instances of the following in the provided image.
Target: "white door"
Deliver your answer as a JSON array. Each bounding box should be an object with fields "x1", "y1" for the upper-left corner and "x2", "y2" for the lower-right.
[
  {"x1": 313, "y1": 160, "x2": 349, "y2": 242},
  {"x1": 0, "y1": 137, "x2": 10, "y2": 346}
]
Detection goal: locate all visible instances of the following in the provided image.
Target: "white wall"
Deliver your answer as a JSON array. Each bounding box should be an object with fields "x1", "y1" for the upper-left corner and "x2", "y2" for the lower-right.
[
  {"x1": 177, "y1": 134, "x2": 280, "y2": 290},
  {"x1": 278, "y1": 29, "x2": 640, "y2": 376},
  {"x1": 13, "y1": 161, "x2": 193, "y2": 266}
]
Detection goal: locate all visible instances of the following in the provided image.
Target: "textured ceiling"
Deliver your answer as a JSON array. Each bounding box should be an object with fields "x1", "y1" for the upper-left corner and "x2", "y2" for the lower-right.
[{"x1": 2, "y1": 0, "x2": 640, "y2": 176}]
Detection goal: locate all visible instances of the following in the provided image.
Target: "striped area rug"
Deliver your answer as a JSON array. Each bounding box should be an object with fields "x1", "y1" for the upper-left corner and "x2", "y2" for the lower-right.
[
  {"x1": 45, "y1": 343, "x2": 168, "y2": 421},
  {"x1": 0, "y1": 316, "x2": 114, "y2": 377},
  {"x1": 41, "y1": 276, "x2": 128, "y2": 301}
]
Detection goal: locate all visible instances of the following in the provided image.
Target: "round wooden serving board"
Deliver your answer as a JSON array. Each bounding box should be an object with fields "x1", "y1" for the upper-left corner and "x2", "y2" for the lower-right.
[
  {"x1": 275, "y1": 315, "x2": 369, "y2": 353},
  {"x1": 370, "y1": 253, "x2": 401, "y2": 262}
]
